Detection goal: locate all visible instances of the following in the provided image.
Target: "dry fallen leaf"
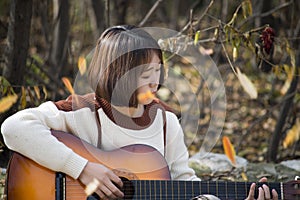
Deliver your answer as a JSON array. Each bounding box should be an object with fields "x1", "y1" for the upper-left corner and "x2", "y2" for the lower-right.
[
  {"x1": 62, "y1": 77, "x2": 75, "y2": 94},
  {"x1": 283, "y1": 119, "x2": 300, "y2": 148},
  {"x1": 0, "y1": 94, "x2": 18, "y2": 113},
  {"x1": 222, "y1": 136, "x2": 237, "y2": 166},
  {"x1": 236, "y1": 67, "x2": 258, "y2": 99},
  {"x1": 137, "y1": 90, "x2": 155, "y2": 104},
  {"x1": 280, "y1": 64, "x2": 295, "y2": 95},
  {"x1": 78, "y1": 56, "x2": 87, "y2": 75}
]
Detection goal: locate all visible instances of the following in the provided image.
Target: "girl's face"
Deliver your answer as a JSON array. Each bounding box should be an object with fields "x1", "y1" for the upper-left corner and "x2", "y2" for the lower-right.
[{"x1": 137, "y1": 54, "x2": 161, "y2": 105}]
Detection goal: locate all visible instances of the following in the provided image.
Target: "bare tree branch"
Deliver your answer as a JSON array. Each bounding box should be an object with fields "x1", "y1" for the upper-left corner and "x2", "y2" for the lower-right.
[
  {"x1": 238, "y1": 0, "x2": 293, "y2": 28},
  {"x1": 138, "y1": 0, "x2": 163, "y2": 27},
  {"x1": 178, "y1": 0, "x2": 214, "y2": 35}
]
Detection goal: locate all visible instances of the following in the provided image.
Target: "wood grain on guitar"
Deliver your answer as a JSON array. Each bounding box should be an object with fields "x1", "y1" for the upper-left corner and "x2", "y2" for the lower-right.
[{"x1": 5, "y1": 131, "x2": 300, "y2": 200}]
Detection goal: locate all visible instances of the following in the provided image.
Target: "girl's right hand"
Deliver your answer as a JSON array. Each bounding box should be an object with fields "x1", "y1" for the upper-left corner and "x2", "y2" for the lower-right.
[{"x1": 78, "y1": 162, "x2": 124, "y2": 199}]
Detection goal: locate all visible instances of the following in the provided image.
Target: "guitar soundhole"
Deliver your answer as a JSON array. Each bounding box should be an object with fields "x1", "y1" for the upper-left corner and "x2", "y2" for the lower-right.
[{"x1": 86, "y1": 177, "x2": 134, "y2": 200}]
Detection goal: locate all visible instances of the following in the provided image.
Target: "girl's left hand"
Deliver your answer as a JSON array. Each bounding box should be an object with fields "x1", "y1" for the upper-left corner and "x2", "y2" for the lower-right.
[{"x1": 245, "y1": 177, "x2": 278, "y2": 200}]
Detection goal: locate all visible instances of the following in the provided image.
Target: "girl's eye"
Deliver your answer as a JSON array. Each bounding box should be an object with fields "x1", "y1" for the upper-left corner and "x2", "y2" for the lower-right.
[{"x1": 141, "y1": 75, "x2": 150, "y2": 79}]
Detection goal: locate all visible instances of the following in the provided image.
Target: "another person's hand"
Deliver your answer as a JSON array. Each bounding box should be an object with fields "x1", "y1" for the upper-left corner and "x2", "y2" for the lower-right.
[
  {"x1": 78, "y1": 162, "x2": 124, "y2": 199},
  {"x1": 245, "y1": 177, "x2": 278, "y2": 200}
]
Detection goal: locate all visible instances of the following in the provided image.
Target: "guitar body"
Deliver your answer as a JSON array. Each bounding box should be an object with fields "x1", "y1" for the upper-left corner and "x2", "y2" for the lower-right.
[
  {"x1": 5, "y1": 130, "x2": 171, "y2": 200},
  {"x1": 5, "y1": 130, "x2": 300, "y2": 199}
]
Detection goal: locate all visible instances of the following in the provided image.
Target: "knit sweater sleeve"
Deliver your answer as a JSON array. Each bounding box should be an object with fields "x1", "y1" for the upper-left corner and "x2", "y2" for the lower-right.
[
  {"x1": 164, "y1": 111, "x2": 200, "y2": 181},
  {"x1": 1, "y1": 101, "x2": 88, "y2": 179}
]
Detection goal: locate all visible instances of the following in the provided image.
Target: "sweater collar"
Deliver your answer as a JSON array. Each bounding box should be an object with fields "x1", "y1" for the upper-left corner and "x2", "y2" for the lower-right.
[{"x1": 97, "y1": 97, "x2": 162, "y2": 130}]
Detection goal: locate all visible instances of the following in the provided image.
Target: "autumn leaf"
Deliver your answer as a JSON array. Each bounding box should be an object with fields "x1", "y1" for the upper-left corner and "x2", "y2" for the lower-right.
[
  {"x1": 194, "y1": 31, "x2": 200, "y2": 46},
  {"x1": 283, "y1": 119, "x2": 300, "y2": 148},
  {"x1": 236, "y1": 67, "x2": 258, "y2": 99},
  {"x1": 222, "y1": 136, "x2": 236, "y2": 166},
  {"x1": 42, "y1": 86, "x2": 48, "y2": 99},
  {"x1": 137, "y1": 90, "x2": 155, "y2": 104},
  {"x1": 0, "y1": 94, "x2": 18, "y2": 113},
  {"x1": 34, "y1": 86, "x2": 40, "y2": 99},
  {"x1": 242, "y1": 0, "x2": 252, "y2": 19},
  {"x1": 62, "y1": 77, "x2": 75, "y2": 94},
  {"x1": 233, "y1": 47, "x2": 238, "y2": 62},
  {"x1": 280, "y1": 64, "x2": 295, "y2": 95},
  {"x1": 78, "y1": 56, "x2": 87, "y2": 75},
  {"x1": 20, "y1": 86, "x2": 27, "y2": 109}
]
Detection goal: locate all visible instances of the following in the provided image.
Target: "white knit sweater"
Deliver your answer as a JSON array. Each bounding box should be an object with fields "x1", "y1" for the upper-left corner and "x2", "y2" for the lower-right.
[{"x1": 1, "y1": 101, "x2": 199, "y2": 181}]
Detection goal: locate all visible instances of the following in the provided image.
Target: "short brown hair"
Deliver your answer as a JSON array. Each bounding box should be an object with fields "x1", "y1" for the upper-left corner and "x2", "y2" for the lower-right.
[{"x1": 88, "y1": 25, "x2": 164, "y2": 107}]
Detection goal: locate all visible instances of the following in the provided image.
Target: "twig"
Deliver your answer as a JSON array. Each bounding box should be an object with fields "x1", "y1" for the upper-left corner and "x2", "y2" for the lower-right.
[
  {"x1": 220, "y1": 37, "x2": 237, "y2": 75},
  {"x1": 138, "y1": 0, "x2": 163, "y2": 27},
  {"x1": 178, "y1": 0, "x2": 214, "y2": 36},
  {"x1": 238, "y1": 0, "x2": 293, "y2": 28}
]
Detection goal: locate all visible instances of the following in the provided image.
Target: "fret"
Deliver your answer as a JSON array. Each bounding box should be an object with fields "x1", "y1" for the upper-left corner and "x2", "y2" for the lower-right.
[
  {"x1": 207, "y1": 180, "x2": 210, "y2": 194},
  {"x1": 173, "y1": 180, "x2": 179, "y2": 199},
  {"x1": 141, "y1": 179, "x2": 146, "y2": 200},
  {"x1": 184, "y1": 181, "x2": 187, "y2": 200},
  {"x1": 191, "y1": 180, "x2": 194, "y2": 198},
  {"x1": 235, "y1": 181, "x2": 238, "y2": 199},
  {"x1": 244, "y1": 181, "x2": 248, "y2": 198},
  {"x1": 199, "y1": 179, "x2": 202, "y2": 196},
  {"x1": 149, "y1": 180, "x2": 153, "y2": 199},
  {"x1": 225, "y1": 181, "x2": 228, "y2": 199},
  {"x1": 159, "y1": 180, "x2": 162, "y2": 200},
  {"x1": 178, "y1": 181, "x2": 186, "y2": 199},
  {"x1": 216, "y1": 181, "x2": 219, "y2": 197},
  {"x1": 171, "y1": 181, "x2": 174, "y2": 199},
  {"x1": 179, "y1": 181, "x2": 186, "y2": 199},
  {"x1": 162, "y1": 181, "x2": 168, "y2": 199},
  {"x1": 200, "y1": 180, "x2": 208, "y2": 194},
  {"x1": 192, "y1": 180, "x2": 201, "y2": 197}
]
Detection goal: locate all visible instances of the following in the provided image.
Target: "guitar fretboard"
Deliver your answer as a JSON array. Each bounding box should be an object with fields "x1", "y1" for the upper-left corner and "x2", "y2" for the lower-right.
[{"x1": 117, "y1": 179, "x2": 282, "y2": 200}]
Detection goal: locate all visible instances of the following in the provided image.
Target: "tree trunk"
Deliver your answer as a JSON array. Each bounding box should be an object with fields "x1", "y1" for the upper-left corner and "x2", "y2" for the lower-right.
[
  {"x1": 3, "y1": 0, "x2": 32, "y2": 88},
  {"x1": 0, "y1": 0, "x2": 32, "y2": 167},
  {"x1": 48, "y1": 0, "x2": 69, "y2": 99},
  {"x1": 266, "y1": 70, "x2": 299, "y2": 162},
  {"x1": 91, "y1": 0, "x2": 105, "y2": 37}
]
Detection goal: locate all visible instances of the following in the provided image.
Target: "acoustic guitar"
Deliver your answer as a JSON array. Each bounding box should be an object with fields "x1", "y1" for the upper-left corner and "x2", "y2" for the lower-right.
[{"x1": 5, "y1": 130, "x2": 300, "y2": 200}]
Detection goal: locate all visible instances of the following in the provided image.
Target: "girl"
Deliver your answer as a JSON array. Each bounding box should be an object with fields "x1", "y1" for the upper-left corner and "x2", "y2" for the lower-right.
[{"x1": 1, "y1": 25, "x2": 276, "y2": 200}]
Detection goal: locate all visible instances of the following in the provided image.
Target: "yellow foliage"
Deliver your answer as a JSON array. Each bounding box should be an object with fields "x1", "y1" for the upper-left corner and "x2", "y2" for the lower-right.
[
  {"x1": 0, "y1": 94, "x2": 18, "y2": 113},
  {"x1": 78, "y1": 56, "x2": 87, "y2": 75},
  {"x1": 283, "y1": 119, "x2": 300, "y2": 148},
  {"x1": 222, "y1": 136, "x2": 236, "y2": 166},
  {"x1": 62, "y1": 77, "x2": 75, "y2": 94},
  {"x1": 137, "y1": 90, "x2": 155, "y2": 104},
  {"x1": 34, "y1": 86, "x2": 40, "y2": 100},
  {"x1": 280, "y1": 64, "x2": 295, "y2": 95}
]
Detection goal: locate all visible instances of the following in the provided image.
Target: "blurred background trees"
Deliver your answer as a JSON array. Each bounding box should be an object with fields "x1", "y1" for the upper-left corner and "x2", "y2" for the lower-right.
[{"x1": 0, "y1": 0, "x2": 299, "y2": 168}]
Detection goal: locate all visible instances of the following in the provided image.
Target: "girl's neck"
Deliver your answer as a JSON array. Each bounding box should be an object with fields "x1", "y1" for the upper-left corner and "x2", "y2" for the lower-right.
[{"x1": 112, "y1": 104, "x2": 144, "y2": 118}]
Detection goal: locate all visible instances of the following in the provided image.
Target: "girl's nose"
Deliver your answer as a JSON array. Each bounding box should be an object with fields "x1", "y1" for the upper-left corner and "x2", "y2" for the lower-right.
[{"x1": 149, "y1": 82, "x2": 158, "y2": 88}]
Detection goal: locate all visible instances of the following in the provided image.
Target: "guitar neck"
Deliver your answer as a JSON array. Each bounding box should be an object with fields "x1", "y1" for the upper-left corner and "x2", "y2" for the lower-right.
[{"x1": 121, "y1": 180, "x2": 283, "y2": 200}]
